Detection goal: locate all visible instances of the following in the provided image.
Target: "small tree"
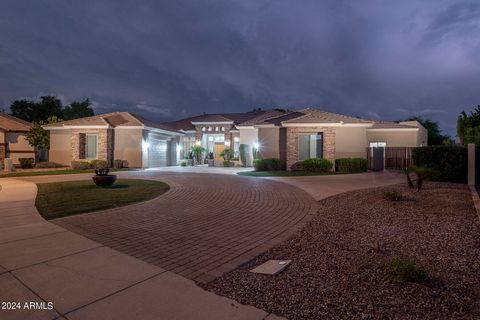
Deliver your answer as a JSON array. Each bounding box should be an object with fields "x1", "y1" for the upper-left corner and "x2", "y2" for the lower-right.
[
  {"x1": 25, "y1": 116, "x2": 61, "y2": 161},
  {"x1": 190, "y1": 145, "x2": 205, "y2": 165}
]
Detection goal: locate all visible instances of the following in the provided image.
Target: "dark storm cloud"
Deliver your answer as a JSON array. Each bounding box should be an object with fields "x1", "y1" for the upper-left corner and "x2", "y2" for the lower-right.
[{"x1": 1, "y1": 0, "x2": 479, "y2": 134}]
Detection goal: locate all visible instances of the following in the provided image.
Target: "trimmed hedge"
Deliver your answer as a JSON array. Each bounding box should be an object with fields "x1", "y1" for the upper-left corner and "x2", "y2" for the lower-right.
[
  {"x1": 335, "y1": 158, "x2": 368, "y2": 173},
  {"x1": 302, "y1": 158, "x2": 333, "y2": 172},
  {"x1": 412, "y1": 146, "x2": 467, "y2": 183},
  {"x1": 253, "y1": 158, "x2": 285, "y2": 171},
  {"x1": 19, "y1": 157, "x2": 34, "y2": 168}
]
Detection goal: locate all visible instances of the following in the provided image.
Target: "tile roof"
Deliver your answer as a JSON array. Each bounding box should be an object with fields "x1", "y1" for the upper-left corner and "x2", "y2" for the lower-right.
[
  {"x1": 0, "y1": 113, "x2": 33, "y2": 131},
  {"x1": 44, "y1": 112, "x2": 181, "y2": 133},
  {"x1": 282, "y1": 108, "x2": 373, "y2": 124},
  {"x1": 236, "y1": 110, "x2": 287, "y2": 126}
]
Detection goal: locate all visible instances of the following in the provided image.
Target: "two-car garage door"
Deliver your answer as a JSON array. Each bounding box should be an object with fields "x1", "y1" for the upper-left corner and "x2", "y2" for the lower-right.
[{"x1": 146, "y1": 138, "x2": 168, "y2": 168}]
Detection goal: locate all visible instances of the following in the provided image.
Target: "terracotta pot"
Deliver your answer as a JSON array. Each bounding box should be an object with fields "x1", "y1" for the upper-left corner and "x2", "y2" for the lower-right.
[{"x1": 92, "y1": 175, "x2": 117, "y2": 187}]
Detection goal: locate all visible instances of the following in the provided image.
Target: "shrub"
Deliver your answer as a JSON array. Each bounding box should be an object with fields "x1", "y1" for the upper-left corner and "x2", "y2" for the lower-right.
[
  {"x1": 390, "y1": 257, "x2": 429, "y2": 283},
  {"x1": 405, "y1": 165, "x2": 433, "y2": 191},
  {"x1": 90, "y1": 160, "x2": 108, "y2": 169},
  {"x1": 383, "y1": 190, "x2": 403, "y2": 201},
  {"x1": 113, "y1": 159, "x2": 124, "y2": 169},
  {"x1": 180, "y1": 161, "x2": 187, "y2": 167},
  {"x1": 223, "y1": 160, "x2": 233, "y2": 167},
  {"x1": 239, "y1": 144, "x2": 248, "y2": 167},
  {"x1": 220, "y1": 148, "x2": 233, "y2": 161},
  {"x1": 253, "y1": 158, "x2": 285, "y2": 171},
  {"x1": 35, "y1": 161, "x2": 64, "y2": 168},
  {"x1": 335, "y1": 158, "x2": 368, "y2": 173},
  {"x1": 290, "y1": 161, "x2": 304, "y2": 171},
  {"x1": 71, "y1": 161, "x2": 91, "y2": 170},
  {"x1": 18, "y1": 157, "x2": 34, "y2": 168},
  {"x1": 302, "y1": 158, "x2": 333, "y2": 172},
  {"x1": 412, "y1": 146, "x2": 467, "y2": 183}
]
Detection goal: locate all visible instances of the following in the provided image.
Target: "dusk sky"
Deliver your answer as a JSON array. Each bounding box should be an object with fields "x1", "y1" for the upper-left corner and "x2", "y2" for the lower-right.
[{"x1": 1, "y1": 1, "x2": 480, "y2": 135}]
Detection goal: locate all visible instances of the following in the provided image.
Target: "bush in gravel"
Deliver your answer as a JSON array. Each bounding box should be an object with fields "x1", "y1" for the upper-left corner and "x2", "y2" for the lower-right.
[
  {"x1": 71, "y1": 161, "x2": 91, "y2": 170},
  {"x1": 18, "y1": 157, "x2": 34, "y2": 168},
  {"x1": 253, "y1": 158, "x2": 286, "y2": 171},
  {"x1": 302, "y1": 158, "x2": 333, "y2": 172},
  {"x1": 390, "y1": 257, "x2": 429, "y2": 283},
  {"x1": 335, "y1": 158, "x2": 368, "y2": 173},
  {"x1": 383, "y1": 190, "x2": 403, "y2": 201},
  {"x1": 412, "y1": 146, "x2": 467, "y2": 183},
  {"x1": 405, "y1": 166, "x2": 434, "y2": 192},
  {"x1": 180, "y1": 161, "x2": 187, "y2": 167},
  {"x1": 35, "y1": 161, "x2": 64, "y2": 168}
]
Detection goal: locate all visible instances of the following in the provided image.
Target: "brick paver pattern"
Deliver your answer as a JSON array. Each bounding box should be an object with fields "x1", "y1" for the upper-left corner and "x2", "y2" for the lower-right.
[{"x1": 54, "y1": 172, "x2": 317, "y2": 283}]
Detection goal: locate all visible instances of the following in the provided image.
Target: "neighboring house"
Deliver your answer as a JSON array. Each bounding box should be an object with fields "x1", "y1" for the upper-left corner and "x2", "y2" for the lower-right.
[
  {"x1": 0, "y1": 113, "x2": 35, "y2": 165},
  {"x1": 163, "y1": 107, "x2": 427, "y2": 169},
  {"x1": 44, "y1": 112, "x2": 182, "y2": 168}
]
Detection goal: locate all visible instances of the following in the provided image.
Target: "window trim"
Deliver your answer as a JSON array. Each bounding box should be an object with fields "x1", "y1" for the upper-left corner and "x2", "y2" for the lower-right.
[
  {"x1": 85, "y1": 133, "x2": 99, "y2": 159},
  {"x1": 298, "y1": 132, "x2": 323, "y2": 161}
]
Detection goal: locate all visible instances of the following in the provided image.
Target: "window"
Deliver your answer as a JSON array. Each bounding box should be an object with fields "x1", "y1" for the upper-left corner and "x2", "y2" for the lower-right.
[
  {"x1": 182, "y1": 136, "x2": 196, "y2": 158},
  {"x1": 86, "y1": 134, "x2": 98, "y2": 159},
  {"x1": 233, "y1": 136, "x2": 240, "y2": 157},
  {"x1": 298, "y1": 133, "x2": 323, "y2": 161},
  {"x1": 369, "y1": 142, "x2": 386, "y2": 148}
]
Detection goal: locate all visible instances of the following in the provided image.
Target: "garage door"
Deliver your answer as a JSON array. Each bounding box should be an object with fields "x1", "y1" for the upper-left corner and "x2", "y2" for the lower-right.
[{"x1": 147, "y1": 139, "x2": 168, "y2": 167}]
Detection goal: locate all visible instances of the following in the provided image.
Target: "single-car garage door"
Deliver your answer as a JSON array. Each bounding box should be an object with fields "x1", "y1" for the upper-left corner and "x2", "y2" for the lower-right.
[{"x1": 147, "y1": 138, "x2": 168, "y2": 167}]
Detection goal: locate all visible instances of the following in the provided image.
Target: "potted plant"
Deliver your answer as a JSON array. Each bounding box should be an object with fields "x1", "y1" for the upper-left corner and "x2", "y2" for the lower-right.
[
  {"x1": 91, "y1": 161, "x2": 117, "y2": 187},
  {"x1": 207, "y1": 152, "x2": 214, "y2": 167}
]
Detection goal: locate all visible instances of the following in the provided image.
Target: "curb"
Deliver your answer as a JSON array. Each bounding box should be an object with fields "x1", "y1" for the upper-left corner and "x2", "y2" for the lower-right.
[{"x1": 469, "y1": 185, "x2": 480, "y2": 221}]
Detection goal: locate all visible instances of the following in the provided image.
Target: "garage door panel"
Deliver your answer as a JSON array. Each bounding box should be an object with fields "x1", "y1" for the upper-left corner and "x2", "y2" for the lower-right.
[{"x1": 147, "y1": 139, "x2": 168, "y2": 167}]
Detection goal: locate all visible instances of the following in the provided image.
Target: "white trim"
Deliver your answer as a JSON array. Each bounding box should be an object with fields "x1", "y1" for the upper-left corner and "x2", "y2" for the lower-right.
[
  {"x1": 44, "y1": 125, "x2": 110, "y2": 129},
  {"x1": 144, "y1": 126, "x2": 184, "y2": 136},
  {"x1": 191, "y1": 121, "x2": 234, "y2": 125},
  {"x1": 179, "y1": 130, "x2": 196, "y2": 133},
  {"x1": 281, "y1": 122, "x2": 373, "y2": 127},
  {"x1": 367, "y1": 128, "x2": 418, "y2": 132},
  {"x1": 236, "y1": 125, "x2": 256, "y2": 129},
  {"x1": 115, "y1": 126, "x2": 144, "y2": 129}
]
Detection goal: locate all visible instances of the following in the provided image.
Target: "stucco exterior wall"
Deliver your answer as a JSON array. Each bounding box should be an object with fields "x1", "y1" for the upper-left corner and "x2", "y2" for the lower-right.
[
  {"x1": 286, "y1": 126, "x2": 335, "y2": 170},
  {"x1": 366, "y1": 130, "x2": 421, "y2": 147},
  {"x1": 114, "y1": 128, "x2": 143, "y2": 168},
  {"x1": 49, "y1": 129, "x2": 72, "y2": 165},
  {"x1": 335, "y1": 127, "x2": 368, "y2": 159},
  {"x1": 238, "y1": 127, "x2": 258, "y2": 166},
  {"x1": 257, "y1": 127, "x2": 280, "y2": 159},
  {"x1": 5, "y1": 132, "x2": 35, "y2": 164}
]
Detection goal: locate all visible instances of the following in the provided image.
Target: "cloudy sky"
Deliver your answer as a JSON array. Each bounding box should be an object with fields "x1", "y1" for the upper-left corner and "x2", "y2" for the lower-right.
[{"x1": 1, "y1": 0, "x2": 479, "y2": 135}]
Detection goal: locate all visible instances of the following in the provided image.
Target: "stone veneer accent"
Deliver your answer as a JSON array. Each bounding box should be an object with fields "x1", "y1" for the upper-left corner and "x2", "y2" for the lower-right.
[
  {"x1": 286, "y1": 127, "x2": 336, "y2": 170},
  {"x1": 0, "y1": 143, "x2": 5, "y2": 164},
  {"x1": 71, "y1": 128, "x2": 114, "y2": 166},
  {"x1": 194, "y1": 124, "x2": 233, "y2": 146}
]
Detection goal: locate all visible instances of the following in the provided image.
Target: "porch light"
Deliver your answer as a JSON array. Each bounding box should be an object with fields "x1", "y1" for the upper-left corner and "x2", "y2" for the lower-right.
[
  {"x1": 178, "y1": 144, "x2": 183, "y2": 150},
  {"x1": 142, "y1": 140, "x2": 150, "y2": 152},
  {"x1": 224, "y1": 140, "x2": 231, "y2": 147},
  {"x1": 195, "y1": 140, "x2": 202, "y2": 146},
  {"x1": 253, "y1": 142, "x2": 259, "y2": 150}
]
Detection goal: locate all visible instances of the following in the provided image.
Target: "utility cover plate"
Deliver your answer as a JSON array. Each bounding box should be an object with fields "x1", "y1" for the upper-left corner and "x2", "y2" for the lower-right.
[{"x1": 250, "y1": 260, "x2": 291, "y2": 275}]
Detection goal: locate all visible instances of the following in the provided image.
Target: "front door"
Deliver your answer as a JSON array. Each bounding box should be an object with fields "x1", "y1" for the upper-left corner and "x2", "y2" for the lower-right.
[{"x1": 214, "y1": 144, "x2": 224, "y2": 160}]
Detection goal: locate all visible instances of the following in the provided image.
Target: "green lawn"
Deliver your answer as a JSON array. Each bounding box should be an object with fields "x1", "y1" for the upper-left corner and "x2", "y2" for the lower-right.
[
  {"x1": 35, "y1": 179, "x2": 169, "y2": 220},
  {"x1": 237, "y1": 170, "x2": 337, "y2": 177},
  {"x1": 0, "y1": 168, "x2": 131, "y2": 178}
]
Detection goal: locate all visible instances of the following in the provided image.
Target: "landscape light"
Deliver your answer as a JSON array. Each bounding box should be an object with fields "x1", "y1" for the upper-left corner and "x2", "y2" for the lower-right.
[{"x1": 253, "y1": 142, "x2": 259, "y2": 150}]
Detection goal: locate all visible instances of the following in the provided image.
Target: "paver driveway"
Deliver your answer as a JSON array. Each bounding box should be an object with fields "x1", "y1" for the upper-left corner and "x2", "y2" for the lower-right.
[{"x1": 53, "y1": 171, "x2": 317, "y2": 283}]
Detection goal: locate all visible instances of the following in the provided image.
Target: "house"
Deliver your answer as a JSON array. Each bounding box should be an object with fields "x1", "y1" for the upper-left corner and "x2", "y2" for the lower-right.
[
  {"x1": 45, "y1": 108, "x2": 427, "y2": 170},
  {"x1": 44, "y1": 112, "x2": 182, "y2": 168},
  {"x1": 163, "y1": 107, "x2": 427, "y2": 169},
  {"x1": 0, "y1": 113, "x2": 35, "y2": 165}
]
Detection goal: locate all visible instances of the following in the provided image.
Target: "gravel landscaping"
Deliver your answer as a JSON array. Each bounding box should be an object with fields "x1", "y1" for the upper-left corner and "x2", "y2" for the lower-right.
[{"x1": 204, "y1": 182, "x2": 480, "y2": 319}]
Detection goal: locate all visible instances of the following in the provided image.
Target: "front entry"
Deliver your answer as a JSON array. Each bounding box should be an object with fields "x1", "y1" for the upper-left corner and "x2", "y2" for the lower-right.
[{"x1": 214, "y1": 143, "x2": 224, "y2": 160}]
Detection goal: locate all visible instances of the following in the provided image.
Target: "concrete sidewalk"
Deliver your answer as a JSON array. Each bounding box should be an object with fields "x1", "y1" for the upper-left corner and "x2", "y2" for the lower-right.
[{"x1": 0, "y1": 178, "x2": 283, "y2": 320}]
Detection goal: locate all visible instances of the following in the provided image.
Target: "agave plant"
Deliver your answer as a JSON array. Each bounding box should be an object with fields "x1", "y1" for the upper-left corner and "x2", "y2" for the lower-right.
[{"x1": 405, "y1": 165, "x2": 432, "y2": 192}]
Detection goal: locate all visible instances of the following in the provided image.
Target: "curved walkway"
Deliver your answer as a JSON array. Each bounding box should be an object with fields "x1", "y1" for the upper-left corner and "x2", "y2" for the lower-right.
[
  {"x1": 0, "y1": 178, "x2": 281, "y2": 320},
  {"x1": 53, "y1": 171, "x2": 317, "y2": 283}
]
